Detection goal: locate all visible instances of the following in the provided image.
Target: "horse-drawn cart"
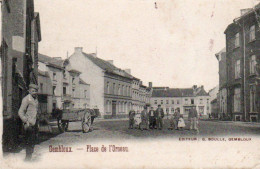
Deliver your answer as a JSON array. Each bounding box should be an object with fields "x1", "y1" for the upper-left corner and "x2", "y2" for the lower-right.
[{"x1": 56, "y1": 108, "x2": 100, "y2": 133}]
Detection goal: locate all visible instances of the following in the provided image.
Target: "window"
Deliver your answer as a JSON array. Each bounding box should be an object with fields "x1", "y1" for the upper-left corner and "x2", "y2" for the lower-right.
[
  {"x1": 113, "y1": 83, "x2": 116, "y2": 94},
  {"x1": 234, "y1": 88, "x2": 241, "y2": 112},
  {"x1": 53, "y1": 72, "x2": 56, "y2": 80},
  {"x1": 107, "y1": 82, "x2": 110, "y2": 94},
  {"x1": 63, "y1": 86, "x2": 66, "y2": 95},
  {"x1": 122, "y1": 85, "x2": 124, "y2": 95},
  {"x1": 161, "y1": 100, "x2": 163, "y2": 105},
  {"x1": 72, "y1": 88, "x2": 75, "y2": 97},
  {"x1": 172, "y1": 100, "x2": 174, "y2": 104},
  {"x1": 40, "y1": 83, "x2": 43, "y2": 92},
  {"x1": 191, "y1": 99, "x2": 194, "y2": 105},
  {"x1": 250, "y1": 55, "x2": 257, "y2": 75},
  {"x1": 154, "y1": 100, "x2": 157, "y2": 104},
  {"x1": 171, "y1": 108, "x2": 174, "y2": 113},
  {"x1": 166, "y1": 108, "x2": 169, "y2": 113},
  {"x1": 250, "y1": 86, "x2": 256, "y2": 112},
  {"x1": 235, "y1": 33, "x2": 240, "y2": 48},
  {"x1": 177, "y1": 100, "x2": 180, "y2": 104},
  {"x1": 84, "y1": 90, "x2": 88, "y2": 98},
  {"x1": 166, "y1": 100, "x2": 169, "y2": 104},
  {"x1": 235, "y1": 60, "x2": 241, "y2": 79},
  {"x1": 249, "y1": 25, "x2": 256, "y2": 42},
  {"x1": 53, "y1": 86, "x2": 56, "y2": 95},
  {"x1": 200, "y1": 99, "x2": 203, "y2": 104},
  {"x1": 185, "y1": 99, "x2": 188, "y2": 105},
  {"x1": 72, "y1": 77, "x2": 75, "y2": 84},
  {"x1": 118, "y1": 84, "x2": 121, "y2": 95}
]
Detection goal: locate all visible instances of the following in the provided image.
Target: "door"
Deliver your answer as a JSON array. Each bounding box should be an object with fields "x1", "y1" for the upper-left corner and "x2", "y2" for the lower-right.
[{"x1": 112, "y1": 101, "x2": 117, "y2": 118}]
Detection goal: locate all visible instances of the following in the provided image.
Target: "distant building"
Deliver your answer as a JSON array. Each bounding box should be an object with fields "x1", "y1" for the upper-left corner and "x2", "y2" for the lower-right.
[
  {"x1": 151, "y1": 85, "x2": 210, "y2": 118},
  {"x1": 224, "y1": 3, "x2": 260, "y2": 122},
  {"x1": 38, "y1": 54, "x2": 90, "y2": 112},
  {"x1": 68, "y1": 47, "x2": 133, "y2": 118},
  {"x1": 208, "y1": 86, "x2": 219, "y2": 118},
  {"x1": 215, "y1": 48, "x2": 228, "y2": 119}
]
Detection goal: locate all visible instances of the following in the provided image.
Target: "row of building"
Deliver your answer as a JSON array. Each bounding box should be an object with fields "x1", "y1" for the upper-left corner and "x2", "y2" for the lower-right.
[
  {"x1": 37, "y1": 47, "x2": 152, "y2": 119},
  {"x1": 215, "y1": 4, "x2": 260, "y2": 122},
  {"x1": 150, "y1": 86, "x2": 211, "y2": 118}
]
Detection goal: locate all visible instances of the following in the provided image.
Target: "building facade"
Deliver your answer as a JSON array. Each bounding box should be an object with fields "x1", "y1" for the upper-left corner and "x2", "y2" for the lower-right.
[
  {"x1": 224, "y1": 4, "x2": 260, "y2": 122},
  {"x1": 215, "y1": 48, "x2": 228, "y2": 118},
  {"x1": 208, "y1": 86, "x2": 219, "y2": 118},
  {"x1": 38, "y1": 54, "x2": 90, "y2": 113},
  {"x1": 151, "y1": 86, "x2": 210, "y2": 118},
  {"x1": 68, "y1": 47, "x2": 152, "y2": 118},
  {"x1": 1, "y1": 0, "x2": 41, "y2": 151}
]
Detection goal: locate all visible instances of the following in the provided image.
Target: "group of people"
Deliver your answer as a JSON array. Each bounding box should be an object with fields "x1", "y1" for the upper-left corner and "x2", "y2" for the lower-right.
[{"x1": 128, "y1": 105, "x2": 199, "y2": 131}]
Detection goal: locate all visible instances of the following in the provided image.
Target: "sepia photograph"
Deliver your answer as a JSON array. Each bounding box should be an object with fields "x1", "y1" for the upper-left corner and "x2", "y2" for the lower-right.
[{"x1": 0, "y1": 0, "x2": 260, "y2": 168}]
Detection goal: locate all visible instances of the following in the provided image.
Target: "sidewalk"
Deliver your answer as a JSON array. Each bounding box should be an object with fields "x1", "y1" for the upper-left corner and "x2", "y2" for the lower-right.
[{"x1": 204, "y1": 119, "x2": 260, "y2": 127}]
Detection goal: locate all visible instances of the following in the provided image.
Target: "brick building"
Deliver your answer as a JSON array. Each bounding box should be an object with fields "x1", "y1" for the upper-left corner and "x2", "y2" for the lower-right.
[
  {"x1": 1, "y1": 0, "x2": 41, "y2": 150},
  {"x1": 224, "y1": 4, "x2": 260, "y2": 122}
]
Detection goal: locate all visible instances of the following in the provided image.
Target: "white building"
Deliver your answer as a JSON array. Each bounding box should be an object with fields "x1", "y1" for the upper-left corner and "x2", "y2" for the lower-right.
[{"x1": 151, "y1": 85, "x2": 210, "y2": 118}]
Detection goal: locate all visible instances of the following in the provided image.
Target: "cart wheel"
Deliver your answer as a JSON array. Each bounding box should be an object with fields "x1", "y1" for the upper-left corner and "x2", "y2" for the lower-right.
[{"x1": 82, "y1": 114, "x2": 91, "y2": 133}]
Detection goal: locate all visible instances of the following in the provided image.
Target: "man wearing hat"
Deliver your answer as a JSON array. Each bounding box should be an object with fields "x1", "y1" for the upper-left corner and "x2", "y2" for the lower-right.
[{"x1": 18, "y1": 83, "x2": 39, "y2": 161}]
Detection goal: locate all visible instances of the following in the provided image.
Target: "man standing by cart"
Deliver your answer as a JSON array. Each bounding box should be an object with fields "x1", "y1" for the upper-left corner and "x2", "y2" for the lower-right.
[{"x1": 18, "y1": 84, "x2": 39, "y2": 161}]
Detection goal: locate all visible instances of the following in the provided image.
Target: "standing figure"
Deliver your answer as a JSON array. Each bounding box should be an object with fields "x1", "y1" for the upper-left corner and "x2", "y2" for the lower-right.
[
  {"x1": 155, "y1": 105, "x2": 164, "y2": 130},
  {"x1": 178, "y1": 114, "x2": 186, "y2": 130},
  {"x1": 141, "y1": 106, "x2": 149, "y2": 130},
  {"x1": 149, "y1": 107, "x2": 156, "y2": 129},
  {"x1": 188, "y1": 107, "x2": 198, "y2": 131},
  {"x1": 134, "y1": 111, "x2": 142, "y2": 130},
  {"x1": 18, "y1": 84, "x2": 39, "y2": 161},
  {"x1": 173, "y1": 108, "x2": 181, "y2": 130},
  {"x1": 129, "y1": 110, "x2": 136, "y2": 129}
]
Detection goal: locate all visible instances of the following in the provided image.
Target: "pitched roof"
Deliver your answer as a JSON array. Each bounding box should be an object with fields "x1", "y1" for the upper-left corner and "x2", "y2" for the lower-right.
[
  {"x1": 152, "y1": 88, "x2": 194, "y2": 97},
  {"x1": 152, "y1": 86, "x2": 209, "y2": 97},
  {"x1": 38, "y1": 53, "x2": 64, "y2": 69},
  {"x1": 38, "y1": 70, "x2": 49, "y2": 77},
  {"x1": 82, "y1": 52, "x2": 133, "y2": 79}
]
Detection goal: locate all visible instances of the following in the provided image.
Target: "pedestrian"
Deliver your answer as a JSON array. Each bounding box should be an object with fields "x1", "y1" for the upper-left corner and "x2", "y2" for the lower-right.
[
  {"x1": 155, "y1": 105, "x2": 164, "y2": 130},
  {"x1": 18, "y1": 83, "x2": 39, "y2": 161},
  {"x1": 173, "y1": 108, "x2": 181, "y2": 130},
  {"x1": 134, "y1": 111, "x2": 142, "y2": 130},
  {"x1": 141, "y1": 106, "x2": 149, "y2": 130},
  {"x1": 178, "y1": 114, "x2": 186, "y2": 130},
  {"x1": 148, "y1": 107, "x2": 156, "y2": 129},
  {"x1": 128, "y1": 110, "x2": 135, "y2": 129},
  {"x1": 188, "y1": 107, "x2": 198, "y2": 131},
  {"x1": 168, "y1": 111, "x2": 175, "y2": 130}
]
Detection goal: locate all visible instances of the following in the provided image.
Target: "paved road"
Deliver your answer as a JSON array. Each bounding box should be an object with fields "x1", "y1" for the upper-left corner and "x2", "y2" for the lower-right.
[
  {"x1": 3, "y1": 119, "x2": 260, "y2": 164},
  {"x1": 40, "y1": 119, "x2": 260, "y2": 144}
]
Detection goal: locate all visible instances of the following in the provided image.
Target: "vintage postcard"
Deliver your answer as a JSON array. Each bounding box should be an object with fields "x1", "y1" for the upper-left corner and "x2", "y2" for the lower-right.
[{"x1": 1, "y1": 0, "x2": 260, "y2": 168}]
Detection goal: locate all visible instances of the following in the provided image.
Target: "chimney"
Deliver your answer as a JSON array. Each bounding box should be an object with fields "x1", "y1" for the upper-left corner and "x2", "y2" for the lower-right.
[
  {"x1": 192, "y1": 85, "x2": 197, "y2": 90},
  {"x1": 54, "y1": 57, "x2": 62, "y2": 60},
  {"x1": 149, "y1": 82, "x2": 152, "y2": 88},
  {"x1": 75, "y1": 47, "x2": 83, "y2": 53},
  {"x1": 240, "y1": 8, "x2": 252, "y2": 16},
  {"x1": 107, "y1": 60, "x2": 114, "y2": 65},
  {"x1": 124, "y1": 69, "x2": 131, "y2": 74}
]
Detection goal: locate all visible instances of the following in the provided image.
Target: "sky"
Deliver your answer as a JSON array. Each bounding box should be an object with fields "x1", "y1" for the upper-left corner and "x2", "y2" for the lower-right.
[{"x1": 34, "y1": 0, "x2": 259, "y2": 91}]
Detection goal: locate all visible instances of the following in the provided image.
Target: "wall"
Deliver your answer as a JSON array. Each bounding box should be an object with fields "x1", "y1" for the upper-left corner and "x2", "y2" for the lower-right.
[{"x1": 69, "y1": 51, "x2": 105, "y2": 115}]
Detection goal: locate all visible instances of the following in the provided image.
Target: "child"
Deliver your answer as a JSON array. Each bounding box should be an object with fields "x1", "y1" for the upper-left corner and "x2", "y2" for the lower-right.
[
  {"x1": 129, "y1": 110, "x2": 135, "y2": 129},
  {"x1": 178, "y1": 115, "x2": 186, "y2": 130}
]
